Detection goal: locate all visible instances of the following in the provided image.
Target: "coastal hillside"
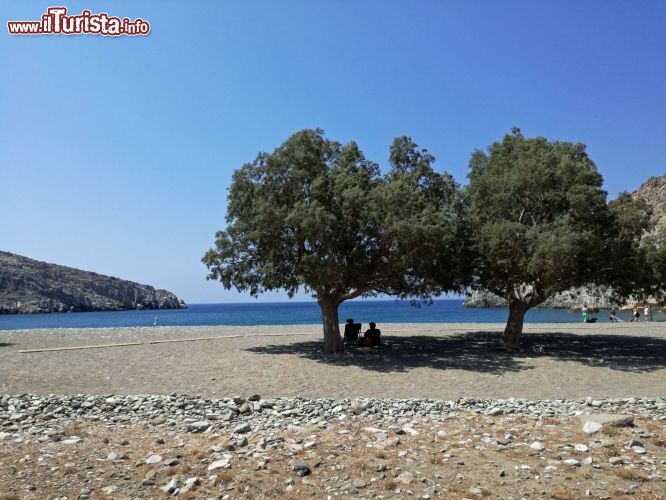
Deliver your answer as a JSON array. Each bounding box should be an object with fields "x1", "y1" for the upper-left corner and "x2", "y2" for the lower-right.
[
  {"x1": 465, "y1": 174, "x2": 666, "y2": 308},
  {"x1": 0, "y1": 251, "x2": 186, "y2": 314},
  {"x1": 634, "y1": 175, "x2": 666, "y2": 238}
]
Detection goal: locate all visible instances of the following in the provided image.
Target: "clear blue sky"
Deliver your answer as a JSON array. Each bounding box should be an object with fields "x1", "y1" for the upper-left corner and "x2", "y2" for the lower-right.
[{"x1": 2, "y1": 1, "x2": 665, "y2": 304}]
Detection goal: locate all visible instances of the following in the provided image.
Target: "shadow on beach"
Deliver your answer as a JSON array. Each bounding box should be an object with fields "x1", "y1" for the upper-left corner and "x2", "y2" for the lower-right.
[
  {"x1": 244, "y1": 331, "x2": 666, "y2": 374},
  {"x1": 0, "y1": 342, "x2": 13, "y2": 348}
]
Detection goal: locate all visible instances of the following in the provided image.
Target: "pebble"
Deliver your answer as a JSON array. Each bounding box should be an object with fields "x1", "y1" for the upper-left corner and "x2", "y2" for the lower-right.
[
  {"x1": 145, "y1": 454, "x2": 162, "y2": 464},
  {"x1": 292, "y1": 459, "x2": 310, "y2": 476},
  {"x1": 187, "y1": 420, "x2": 211, "y2": 433},
  {"x1": 208, "y1": 459, "x2": 231, "y2": 471},
  {"x1": 582, "y1": 421, "x2": 602, "y2": 434},
  {"x1": 396, "y1": 471, "x2": 415, "y2": 484}
]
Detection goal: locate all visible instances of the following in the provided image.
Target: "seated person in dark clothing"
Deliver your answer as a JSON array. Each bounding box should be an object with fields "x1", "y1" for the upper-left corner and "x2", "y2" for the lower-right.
[
  {"x1": 363, "y1": 322, "x2": 381, "y2": 347},
  {"x1": 343, "y1": 318, "x2": 361, "y2": 345}
]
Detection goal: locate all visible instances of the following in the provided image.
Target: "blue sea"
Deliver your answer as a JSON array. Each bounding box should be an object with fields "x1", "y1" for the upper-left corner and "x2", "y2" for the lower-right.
[{"x1": 0, "y1": 299, "x2": 657, "y2": 331}]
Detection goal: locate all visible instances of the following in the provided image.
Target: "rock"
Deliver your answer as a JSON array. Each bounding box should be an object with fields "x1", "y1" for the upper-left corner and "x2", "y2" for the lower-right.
[
  {"x1": 352, "y1": 478, "x2": 367, "y2": 488},
  {"x1": 293, "y1": 459, "x2": 310, "y2": 476},
  {"x1": 180, "y1": 477, "x2": 200, "y2": 494},
  {"x1": 62, "y1": 436, "x2": 81, "y2": 445},
  {"x1": 234, "y1": 423, "x2": 251, "y2": 434},
  {"x1": 143, "y1": 470, "x2": 157, "y2": 485},
  {"x1": 160, "y1": 477, "x2": 179, "y2": 494},
  {"x1": 396, "y1": 471, "x2": 414, "y2": 484},
  {"x1": 582, "y1": 421, "x2": 603, "y2": 434},
  {"x1": 609, "y1": 457, "x2": 624, "y2": 465},
  {"x1": 247, "y1": 394, "x2": 261, "y2": 401},
  {"x1": 163, "y1": 458, "x2": 180, "y2": 466},
  {"x1": 563, "y1": 459, "x2": 581, "y2": 467},
  {"x1": 187, "y1": 420, "x2": 211, "y2": 433},
  {"x1": 150, "y1": 415, "x2": 167, "y2": 425},
  {"x1": 581, "y1": 414, "x2": 634, "y2": 428},
  {"x1": 530, "y1": 442, "x2": 545, "y2": 451},
  {"x1": 145, "y1": 454, "x2": 162, "y2": 465},
  {"x1": 376, "y1": 436, "x2": 400, "y2": 449},
  {"x1": 238, "y1": 402, "x2": 251, "y2": 414},
  {"x1": 218, "y1": 439, "x2": 236, "y2": 451},
  {"x1": 101, "y1": 485, "x2": 118, "y2": 494},
  {"x1": 208, "y1": 459, "x2": 230, "y2": 471},
  {"x1": 574, "y1": 444, "x2": 589, "y2": 452}
]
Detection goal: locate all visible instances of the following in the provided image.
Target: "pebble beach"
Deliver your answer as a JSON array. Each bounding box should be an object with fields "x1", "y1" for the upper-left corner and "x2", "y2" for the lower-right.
[
  {"x1": 1, "y1": 322, "x2": 665, "y2": 399},
  {"x1": 1, "y1": 322, "x2": 665, "y2": 498}
]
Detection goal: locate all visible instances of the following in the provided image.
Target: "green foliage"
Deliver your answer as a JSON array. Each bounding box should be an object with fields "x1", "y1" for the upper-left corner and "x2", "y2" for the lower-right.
[
  {"x1": 203, "y1": 129, "x2": 466, "y2": 308},
  {"x1": 605, "y1": 193, "x2": 653, "y2": 297},
  {"x1": 466, "y1": 129, "x2": 612, "y2": 306}
]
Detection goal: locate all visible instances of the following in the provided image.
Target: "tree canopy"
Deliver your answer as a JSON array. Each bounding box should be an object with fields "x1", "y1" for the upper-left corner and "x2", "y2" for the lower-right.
[
  {"x1": 203, "y1": 129, "x2": 467, "y2": 353},
  {"x1": 465, "y1": 129, "x2": 633, "y2": 346}
]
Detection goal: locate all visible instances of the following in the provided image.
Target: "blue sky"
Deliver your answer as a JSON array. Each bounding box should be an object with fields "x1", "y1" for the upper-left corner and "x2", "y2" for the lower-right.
[{"x1": 2, "y1": 1, "x2": 665, "y2": 304}]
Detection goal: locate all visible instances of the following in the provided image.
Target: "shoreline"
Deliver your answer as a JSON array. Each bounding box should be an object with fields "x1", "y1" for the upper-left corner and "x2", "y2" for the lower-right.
[{"x1": 2, "y1": 320, "x2": 663, "y2": 333}]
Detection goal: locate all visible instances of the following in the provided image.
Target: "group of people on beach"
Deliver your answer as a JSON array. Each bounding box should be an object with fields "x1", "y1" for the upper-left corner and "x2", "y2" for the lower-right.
[
  {"x1": 629, "y1": 304, "x2": 653, "y2": 322},
  {"x1": 343, "y1": 318, "x2": 381, "y2": 347},
  {"x1": 584, "y1": 304, "x2": 654, "y2": 323}
]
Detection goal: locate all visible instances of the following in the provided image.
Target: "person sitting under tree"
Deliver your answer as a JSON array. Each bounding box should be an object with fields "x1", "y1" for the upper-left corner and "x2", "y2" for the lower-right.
[{"x1": 363, "y1": 322, "x2": 381, "y2": 347}]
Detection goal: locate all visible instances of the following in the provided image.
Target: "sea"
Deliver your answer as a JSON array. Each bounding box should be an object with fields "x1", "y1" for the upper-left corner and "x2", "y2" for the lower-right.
[{"x1": 0, "y1": 299, "x2": 658, "y2": 331}]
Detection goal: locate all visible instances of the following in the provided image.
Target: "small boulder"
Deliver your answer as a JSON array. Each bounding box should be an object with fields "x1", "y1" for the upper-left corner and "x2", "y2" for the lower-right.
[{"x1": 293, "y1": 459, "x2": 310, "y2": 476}]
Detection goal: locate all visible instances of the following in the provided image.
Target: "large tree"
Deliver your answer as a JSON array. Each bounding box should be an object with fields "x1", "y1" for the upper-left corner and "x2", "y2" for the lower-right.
[
  {"x1": 466, "y1": 129, "x2": 622, "y2": 347},
  {"x1": 203, "y1": 130, "x2": 466, "y2": 353}
]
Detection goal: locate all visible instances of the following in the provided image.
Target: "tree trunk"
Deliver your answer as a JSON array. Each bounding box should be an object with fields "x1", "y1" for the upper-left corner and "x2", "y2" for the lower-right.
[
  {"x1": 319, "y1": 297, "x2": 342, "y2": 354},
  {"x1": 503, "y1": 300, "x2": 528, "y2": 348}
]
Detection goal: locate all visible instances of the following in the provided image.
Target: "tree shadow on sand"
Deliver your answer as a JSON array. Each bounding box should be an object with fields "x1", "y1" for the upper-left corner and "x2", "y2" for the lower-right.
[{"x1": 244, "y1": 331, "x2": 666, "y2": 375}]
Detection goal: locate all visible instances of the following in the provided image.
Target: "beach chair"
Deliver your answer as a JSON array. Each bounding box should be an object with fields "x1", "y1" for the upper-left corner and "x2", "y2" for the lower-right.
[{"x1": 344, "y1": 323, "x2": 362, "y2": 345}]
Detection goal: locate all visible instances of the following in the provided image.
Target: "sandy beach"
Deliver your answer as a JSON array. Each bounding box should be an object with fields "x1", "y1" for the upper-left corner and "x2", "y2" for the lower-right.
[{"x1": 1, "y1": 322, "x2": 665, "y2": 400}]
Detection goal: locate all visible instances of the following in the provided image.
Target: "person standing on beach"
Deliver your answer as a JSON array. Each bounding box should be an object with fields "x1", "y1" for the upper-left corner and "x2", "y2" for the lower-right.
[
  {"x1": 644, "y1": 304, "x2": 651, "y2": 322},
  {"x1": 632, "y1": 307, "x2": 640, "y2": 322},
  {"x1": 582, "y1": 304, "x2": 589, "y2": 323},
  {"x1": 609, "y1": 307, "x2": 618, "y2": 322}
]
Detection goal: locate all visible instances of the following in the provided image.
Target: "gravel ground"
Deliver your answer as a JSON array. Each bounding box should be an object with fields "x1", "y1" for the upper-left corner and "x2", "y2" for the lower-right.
[
  {"x1": 1, "y1": 322, "x2": 665, "y2": 399},
  {"x1": 0, "y1": 394, "x2": 665, "y2": 499},
  {"x1": 1, "y1": 323, "x2": 665, "y2": 498}
]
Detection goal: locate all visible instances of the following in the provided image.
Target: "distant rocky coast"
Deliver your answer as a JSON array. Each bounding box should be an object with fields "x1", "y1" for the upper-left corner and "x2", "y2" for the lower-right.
[{"x1": 0, "y1": 251, "x2": 185, "y2": 314}]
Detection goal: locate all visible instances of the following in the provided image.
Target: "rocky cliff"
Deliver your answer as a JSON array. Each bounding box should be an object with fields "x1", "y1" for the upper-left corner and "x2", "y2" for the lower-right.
[
  {"x1": 0, "y1": 251, "x2": 186, "y2": 314},
  {"x1": 464, "y1": 174, "x2": 666, "y2": 308},
  {"x1": 634, "y1": 175, "x2": 666, "y2": 239}
]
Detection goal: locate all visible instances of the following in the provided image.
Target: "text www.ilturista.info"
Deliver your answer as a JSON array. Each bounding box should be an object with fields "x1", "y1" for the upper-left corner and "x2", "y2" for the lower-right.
[{"x1": 7, "y1": 7, "x2": 150, "y2": 36}]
